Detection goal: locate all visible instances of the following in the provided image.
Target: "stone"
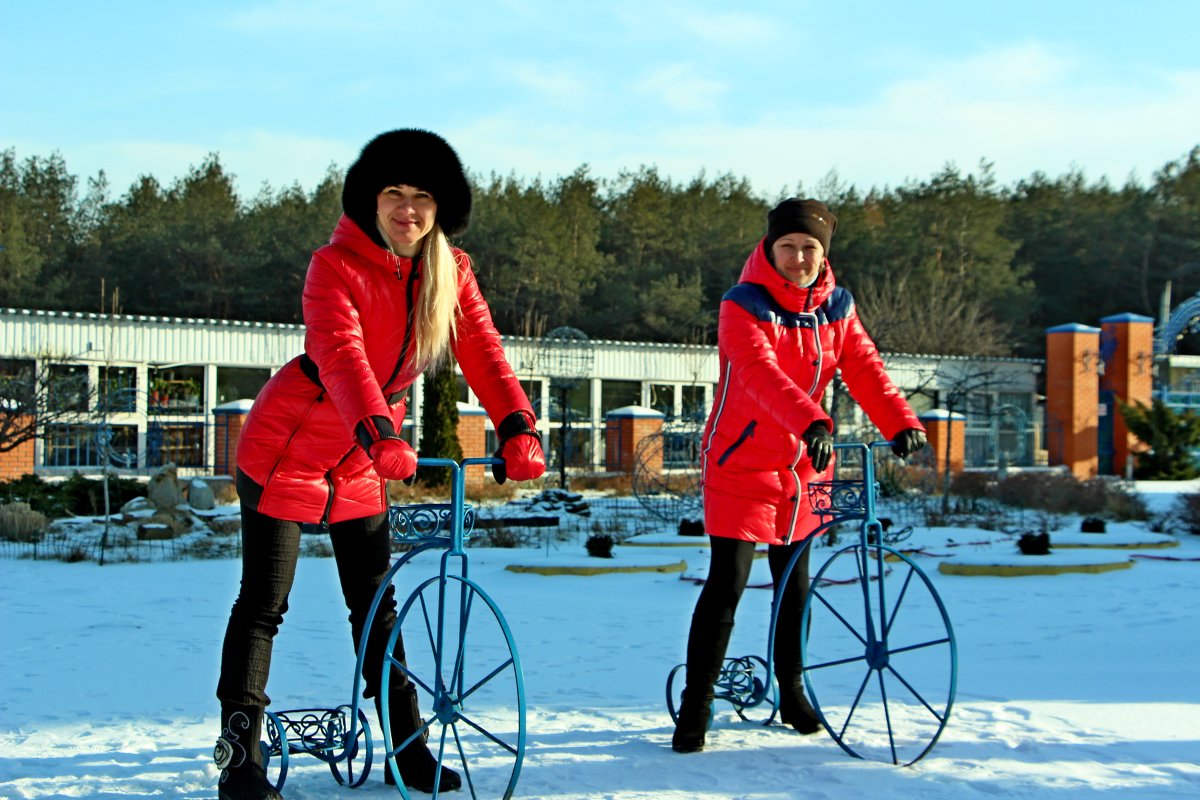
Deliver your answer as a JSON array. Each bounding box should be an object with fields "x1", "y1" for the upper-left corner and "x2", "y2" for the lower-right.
[
  {"x1": 187, "y1": 479, "x2": 216, "y2": 511},
  {"x1": 147, "y1": 463, "x2": 185, "y2": 510}
]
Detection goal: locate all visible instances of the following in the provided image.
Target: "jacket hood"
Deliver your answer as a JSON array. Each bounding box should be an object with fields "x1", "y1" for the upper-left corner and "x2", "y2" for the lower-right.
[
  {"x1": 738, "y1": 239, "x2": 836, "y2": 312},
  {"x1": 328, "y1": 214, "x2": 416, "y2": 274}
]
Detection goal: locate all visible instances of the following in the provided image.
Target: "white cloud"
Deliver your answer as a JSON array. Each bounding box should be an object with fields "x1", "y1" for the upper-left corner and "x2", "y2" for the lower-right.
[{"x1": 635, "y1": 64, "x2": 728, "y2": 114}]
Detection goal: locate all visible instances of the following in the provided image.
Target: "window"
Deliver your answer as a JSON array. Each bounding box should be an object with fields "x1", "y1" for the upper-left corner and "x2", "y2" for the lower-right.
[
  {"x1": 216, "y1": 367, "x2": 269, "y2": 404},
  {"x1": 650, "y1": 383, "x2": 675, "y2": 417},
  {"x1": 681, "y1": 385, "x2": 709, "y2": 421},
  {"x1": 548, "y1": 380, "x2": 591, "y2": 424},
  {"x1": 0, "y1": 358, "x2": 35, "y2": 413},
  {"x1": 150, "y1": 366, "x2": 204, "y2": 415},
  {"x1": 600, "y1": 379, "x2": 640, "y2": 415},
  {"x1": 44, "y1": 423, "x2": 137, "y2": 467},
  {"x1": 98, "y1": 366, "x2": 137, "y2": 413},
  {"x1": 48, "y1": 364, "x2": 89, "y2": 412},
  {"x1": 147, "y1": 422, "x2": 205, "y2": 467}
]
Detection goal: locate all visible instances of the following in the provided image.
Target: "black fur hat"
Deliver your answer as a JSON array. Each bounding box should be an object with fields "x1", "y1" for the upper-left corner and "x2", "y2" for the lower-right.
[
  {"x1": 342, "y1": 129, "x2": 472, "y2": 244},
  {"x1": 765, "y1": 198, "x2": 838, "y2": 256}
]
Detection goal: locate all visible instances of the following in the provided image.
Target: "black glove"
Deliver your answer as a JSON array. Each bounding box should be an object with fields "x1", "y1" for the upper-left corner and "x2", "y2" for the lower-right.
[
  {"x1": 801, "y1": 422, "x2": 833, "y2": 473},
  {"x1": 891, "y1": 428, "x2": 927, "y2": 459}
]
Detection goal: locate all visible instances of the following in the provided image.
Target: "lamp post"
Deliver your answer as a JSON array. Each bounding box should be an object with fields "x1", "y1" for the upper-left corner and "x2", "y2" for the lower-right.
[{"x1": 537, "y1": 327, "x2": 593, "y2": 489}]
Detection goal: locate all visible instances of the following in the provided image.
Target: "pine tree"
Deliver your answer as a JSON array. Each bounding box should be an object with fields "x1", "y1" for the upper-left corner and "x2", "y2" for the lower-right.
[
  {"x1": 418, "y1": 357, "x2": 463, "y2": 488},
  {"x1": 1117, "y1": 398, "x2": 1200, "y2": 479}
]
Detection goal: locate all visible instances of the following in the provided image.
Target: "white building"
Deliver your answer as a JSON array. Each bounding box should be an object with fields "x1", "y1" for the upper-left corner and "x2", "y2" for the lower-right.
[{"x1": 0, "y1": 307, "x2": 1044, "y2": 477}]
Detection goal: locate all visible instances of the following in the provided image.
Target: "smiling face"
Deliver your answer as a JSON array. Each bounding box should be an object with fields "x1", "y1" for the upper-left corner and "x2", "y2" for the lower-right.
[
  {"x1": 770, "y1": 232, "x2": 825, "y2": 286},
  {"x1": 376, "y1": 184, "x2": 437, "y2": 256}
]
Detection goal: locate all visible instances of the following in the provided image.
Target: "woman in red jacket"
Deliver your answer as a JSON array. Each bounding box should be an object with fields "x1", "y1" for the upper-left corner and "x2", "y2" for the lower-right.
[
  {"x1": 214, "y1": 129, "x2": 545, "y2": 800},
  {"x1": 672, "y1": 198, "x2": 926, "y2": 753}
]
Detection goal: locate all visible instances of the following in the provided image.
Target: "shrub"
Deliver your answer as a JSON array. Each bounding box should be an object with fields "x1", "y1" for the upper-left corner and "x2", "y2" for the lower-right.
[
  {"x1": 585, "y1": 533, "x2": 614, "y2": 558},
  {"x1": 1173, "y1": 492, "x2": 1200, "y2": 535},
  {"x1": 0, "y1": 501, "x2": 49, "y2": 542},
  {"x1": 1017, "y1": 531, "x2": 1051, "y2": 555}
]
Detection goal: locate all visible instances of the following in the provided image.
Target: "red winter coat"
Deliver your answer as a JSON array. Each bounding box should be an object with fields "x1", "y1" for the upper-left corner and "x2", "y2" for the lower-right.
[
  {"x1": 236, "y1": 215, "x2": 534, "y2": 524},
  {"x1": 700, "y1": 241, "x2": 923, "y2": 545}
]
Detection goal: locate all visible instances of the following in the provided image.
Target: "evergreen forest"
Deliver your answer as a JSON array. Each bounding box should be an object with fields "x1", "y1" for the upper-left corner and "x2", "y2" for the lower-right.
[{"x1": 2, "y1": 145, "x2": 1199, "y2": 358}]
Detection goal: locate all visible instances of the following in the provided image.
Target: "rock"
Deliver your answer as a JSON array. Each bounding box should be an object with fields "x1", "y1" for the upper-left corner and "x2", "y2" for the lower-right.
[
  {"x1": 187, "y1": 479, "x2": 216, "y2": 511},
  {"x1": 147, "y1": 463, "x2": 185, "y2": 510},
  {"x1": 208, "y1": 515, "x2": 242, "y2": 535}
]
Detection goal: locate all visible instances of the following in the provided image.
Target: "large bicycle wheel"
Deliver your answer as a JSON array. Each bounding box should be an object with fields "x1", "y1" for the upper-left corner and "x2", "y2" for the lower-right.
[
  {"x1": 801, "y1": 543, "x2": 956, "y2": 765},
  {"x1": 381, "y1": 574, "x2": 525, "y2": 799}
]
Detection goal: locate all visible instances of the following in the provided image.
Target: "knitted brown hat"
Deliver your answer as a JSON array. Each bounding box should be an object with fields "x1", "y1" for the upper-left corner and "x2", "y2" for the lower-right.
[
  {"x1": 342, "y1": 129, "x2": 472, "y2": 246},
  {"x1": 764, "y1": 198, "x2": 838, "y2": 256}
]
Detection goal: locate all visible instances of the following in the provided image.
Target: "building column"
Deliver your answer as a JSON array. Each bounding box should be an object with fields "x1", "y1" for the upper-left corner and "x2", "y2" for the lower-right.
[
  {"x1": 1100, "y1": 313, "x2": 1154, "y2": 478},
  {"x1": 604, "y1": 406, "x2": 665, "y2": 474},
  {"x1": 1045, "y1": 323, "x2": 1101, "y2": 480},
  {"x1": 456, "y1": 403, "x2": 487, "y2": 492},
  {"x1": 212, "y1": 401, "x2": 252, "y2": 478},
  {"x1": 918, "y1": 409, "x2": 966, "y2": 477}
]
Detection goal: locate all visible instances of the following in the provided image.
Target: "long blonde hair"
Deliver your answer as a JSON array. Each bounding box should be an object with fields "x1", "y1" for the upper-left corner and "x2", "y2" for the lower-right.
[{"x1": 409, "y1": 223, "x2": 462, "y2": 374}]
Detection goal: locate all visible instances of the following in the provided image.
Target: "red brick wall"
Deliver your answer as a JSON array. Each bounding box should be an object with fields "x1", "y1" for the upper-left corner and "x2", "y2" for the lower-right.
[
  {"x1": 213, "y1": 410, "x2": 248, "y2": 478},
  {"x1": 0, "y1": 415, "x2": 36, "y2": 480},
  {"x1": 605, "y1": 413, "x2": 664, "y2": 473},
  {"x1": 918, "y1": 411, "x2": 965, "y2": 477},
  {"x1": 1045, "y1": 326, "x2": 1100, "y2": 480},
  {"x1": 1100, "y1": 316, "x2": 1154, "y2": 477}
]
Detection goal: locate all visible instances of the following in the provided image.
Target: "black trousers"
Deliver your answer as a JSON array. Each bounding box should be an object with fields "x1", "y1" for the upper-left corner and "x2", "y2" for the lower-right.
[
  {"x1": 690, "y1": 535, "x2": 812, "y2": 678},
  {"x1": 217, "y1": 504, "x2": 403, "y2": 711}
]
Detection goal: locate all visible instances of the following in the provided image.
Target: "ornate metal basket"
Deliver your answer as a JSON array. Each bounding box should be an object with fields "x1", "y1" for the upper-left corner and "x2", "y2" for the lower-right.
[
  {"x1": 807, "y1": 480, "x2": 874, "y2": 516},
  {"x1": 387, "y1": 502, "x2": 476, "y2": 543}
]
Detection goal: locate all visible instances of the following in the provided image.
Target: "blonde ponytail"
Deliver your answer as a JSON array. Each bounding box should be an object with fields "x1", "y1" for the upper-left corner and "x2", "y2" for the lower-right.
[{"x1": 409, "y1": 224, "x2": 461, "y2": 374}]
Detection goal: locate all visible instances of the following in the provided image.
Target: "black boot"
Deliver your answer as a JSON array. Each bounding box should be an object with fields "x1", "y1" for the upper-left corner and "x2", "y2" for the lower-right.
[
  {"x1": 214, "y1": 706, "x2": 283, "y2": 800},
  {"x1": 376, "y1": 687, "x2": 462, "y2": 793},
  {"x1": 774, "y1": 625, "x2": 822, "y2": 735},
  {"x1": 672, "y1": 620, "x2": 734, "y2": 753}
]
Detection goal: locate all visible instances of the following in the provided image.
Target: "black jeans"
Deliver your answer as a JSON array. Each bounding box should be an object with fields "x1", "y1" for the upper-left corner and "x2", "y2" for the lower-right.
[
  {"x1": 690, "y1": 535, "x2": 812, "y2": 676},
  {"x1": 217, "y1": 504, "x2": 403, "y2": 711}
]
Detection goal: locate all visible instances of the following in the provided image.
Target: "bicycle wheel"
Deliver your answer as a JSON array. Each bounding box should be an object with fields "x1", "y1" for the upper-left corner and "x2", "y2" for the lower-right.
[
  {"x1": 381, "y1": 574, "x2": 525, "y2": 799},
  {"x1": 328, "y1": 705, "x2": 373, "y2": 787},
  {"x1": 801, "y1": 542, "x2": 956, "y2": 765}
]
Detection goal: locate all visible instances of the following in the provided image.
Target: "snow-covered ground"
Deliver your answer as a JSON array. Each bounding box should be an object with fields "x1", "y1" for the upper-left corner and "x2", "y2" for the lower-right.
[{"x1": 1, "y1": 484, "x2": 1198, "y2": 799}]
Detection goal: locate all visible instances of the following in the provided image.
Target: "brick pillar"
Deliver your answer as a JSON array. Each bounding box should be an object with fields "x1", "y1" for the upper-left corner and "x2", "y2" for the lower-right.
[
  {"x1": 457, "y1": 403, "x2": 487, "y2": 492},
  {"x1": 918, "y1": 409, "x2": 965, "y2": 477},
  {"x1": 1045, "y1": 323, "x2": 1101, "y2": 480},
  {"x1": 604, "y1": 406, "x2": 665, "y2": 473},
  {"x1": 1100, "y1": 313, "x2": 1154, "y2": 478},
  {"x1": 0, "y1": 414, "x2": 36, "y2": 480},
  {"x1": 212, "y1": 401, "x2": 252, "y2": 478}
]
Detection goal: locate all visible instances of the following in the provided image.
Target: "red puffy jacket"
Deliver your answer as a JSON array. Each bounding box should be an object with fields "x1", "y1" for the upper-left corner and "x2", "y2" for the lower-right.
[
  {"x1": 236, "y1": 215, "x2": 534, "y2": 523},
  {"x1": 700, "y1": 241, "x2": 923, "y2": 545}
]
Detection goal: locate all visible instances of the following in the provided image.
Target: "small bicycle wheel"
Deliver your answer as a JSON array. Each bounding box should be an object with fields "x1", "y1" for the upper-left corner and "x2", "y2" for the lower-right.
[
  {"x1": 328, "y1": 705, "x2": 373, "y2": 787},
  {"x1": 261, "y1": 711, "x2": 290, "y2": 791},
  {"x1": 801, "y1": 542, "x2": 956, "y2": 765},
  {"x1": 381, "y1": 574, "x2": 525, "y2": 799},
  {"x1": 665, "y1": 663, "x2": 688, "y2": 725},
  {"x1": 723, "y1": 655, "x2": 778, "y2": 725}
]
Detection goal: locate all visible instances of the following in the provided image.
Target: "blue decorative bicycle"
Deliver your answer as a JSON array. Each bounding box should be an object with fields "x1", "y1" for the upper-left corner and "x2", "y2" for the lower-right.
[
  {"x1": 667, "y1": 441, "x2": 957, "y2": 765},
  {"x1": 261, "y1": 457, "x2": 527, "y2": 798}
]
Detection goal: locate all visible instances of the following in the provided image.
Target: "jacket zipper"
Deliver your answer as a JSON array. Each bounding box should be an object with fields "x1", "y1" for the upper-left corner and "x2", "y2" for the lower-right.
[{"x1": 382, "y1": 254, "x2": 421, "y2": 393}]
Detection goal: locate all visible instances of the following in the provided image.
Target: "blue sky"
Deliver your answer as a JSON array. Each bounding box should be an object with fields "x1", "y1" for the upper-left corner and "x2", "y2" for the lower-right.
[{"x1": 3, "y1": 0, "x2": 1198, "y2": 200}]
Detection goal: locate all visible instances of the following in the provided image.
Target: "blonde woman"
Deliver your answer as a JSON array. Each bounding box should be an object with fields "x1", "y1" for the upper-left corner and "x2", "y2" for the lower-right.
[{"x1": 215, "y1": 129, "x2": 544, "y2": 799}]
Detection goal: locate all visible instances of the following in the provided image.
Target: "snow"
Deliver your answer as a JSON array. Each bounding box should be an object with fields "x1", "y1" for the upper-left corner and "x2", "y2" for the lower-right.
[{"x1": 2, "y1": 482, "x2": 1199, "y2": 799}]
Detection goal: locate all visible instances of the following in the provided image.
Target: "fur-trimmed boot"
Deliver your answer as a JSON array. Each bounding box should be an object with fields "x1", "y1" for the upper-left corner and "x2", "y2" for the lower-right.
[
  {"x1": 671, "y1": 620, "x2": 734, "y2": 753},
  {"x1": 375, "y1": 686, "x2": 462, "y2": 793},
  {"x1": 214, "y1": 706, "x2": 283, "y2": 800}
]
